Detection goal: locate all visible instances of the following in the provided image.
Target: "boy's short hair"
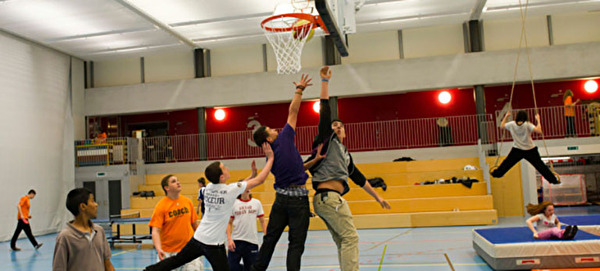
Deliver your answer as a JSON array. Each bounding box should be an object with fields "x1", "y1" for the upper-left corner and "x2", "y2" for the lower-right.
[
  {"x1": 28, "y1": 189, "x2": 36, "y2": 195},
  {"x1": 253, "y1": 126, "x2": 269, "y2": 147},
  {"x1": 515, "y1": 110, "x2": 528, "y2": 124},
  {"x1": 205, "y1": 161, "x2": 223, "y2": 184},
  {"x1": 160, "y1": 175, "x2": 174, "y2": 195},
  {"x1": 331, "y1": 119, "x2": 344, "y2": 125},
  {"x1": 197, "y1": 177, "x2": 206, "y2": 186},
  {"x1": 66, "y1": 188, "x2": 92, "y2": 217}
]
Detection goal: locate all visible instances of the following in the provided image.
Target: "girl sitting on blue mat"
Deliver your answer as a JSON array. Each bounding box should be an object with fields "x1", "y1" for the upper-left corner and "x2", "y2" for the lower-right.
[{"x1": 526, "y1": 201, "x2": 578, "y2": 240}]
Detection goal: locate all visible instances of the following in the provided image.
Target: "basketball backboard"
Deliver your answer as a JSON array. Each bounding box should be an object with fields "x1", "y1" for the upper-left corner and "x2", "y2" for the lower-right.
[{"x1": 315, "y1": 0, "x2": 355, "y2": 57}]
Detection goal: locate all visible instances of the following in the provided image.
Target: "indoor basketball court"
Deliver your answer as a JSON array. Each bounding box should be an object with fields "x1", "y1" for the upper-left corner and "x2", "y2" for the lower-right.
[{"x1": 1, "y1": 0, "x2": 600, "y2": 270}]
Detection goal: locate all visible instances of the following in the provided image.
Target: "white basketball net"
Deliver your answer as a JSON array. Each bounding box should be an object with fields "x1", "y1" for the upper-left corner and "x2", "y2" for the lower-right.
[{"x1": 262, "y1": 15, "x2": 314, "y2": 75}]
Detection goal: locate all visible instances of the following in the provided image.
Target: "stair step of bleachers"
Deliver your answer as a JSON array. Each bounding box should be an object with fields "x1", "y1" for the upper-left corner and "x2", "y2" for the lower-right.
[
  {"x1": 114, "y1": 209, "x2": 498, "y2": 235},
  {"x1": 128, "y1": 194, "x2": 493, "y2": 217},
  {"x1": 127, "y1": 157, "x2": 497, "y2": 233},
  {"x1": 131, "y1": 182, "x2": 488, "y2": 209}
]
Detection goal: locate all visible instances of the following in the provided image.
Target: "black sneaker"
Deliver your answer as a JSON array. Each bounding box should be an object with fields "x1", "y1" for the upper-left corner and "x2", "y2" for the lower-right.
[
  {"x1": 35, "y1": 243, "x2": 43, "y2": 250},
  {"x1": 565, "y1": 225, "x2": 578, "y2": 240},
  {"x1": 562, "y1": 225, "x2": 573, "y2": 239},
  {"x1": 11, "y1": 247, "x2": 21, "y2": 251}
]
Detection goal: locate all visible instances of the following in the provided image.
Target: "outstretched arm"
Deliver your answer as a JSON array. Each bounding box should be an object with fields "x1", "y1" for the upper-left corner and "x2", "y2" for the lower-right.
[
  {"x1": 533, "y1": 114, "x2": 543, "y2": 134},
  {"x1": 361, "y1": 181, "x2": 391, "y2": 209},
  {"x1": 500, "y1": 111, "x2": 511, "y2": 129},
  {"x1": 243, "y1": 160, "x2": 257, "y2": 182},
  {"x1": 315, "y1": 67, "x2": 334, "y2": 144},
  {"x1": 287, "y1": 74, "x2": 312, "y2": 130},
  {"x1": 245, "y1": 143, "x2": 275, "y2": 190}
]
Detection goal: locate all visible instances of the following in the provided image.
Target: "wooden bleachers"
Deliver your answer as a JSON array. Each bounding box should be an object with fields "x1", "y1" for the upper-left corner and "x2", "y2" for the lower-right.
[{"x1": 119, "y1": 157, "x2": 497, "y2": 234}]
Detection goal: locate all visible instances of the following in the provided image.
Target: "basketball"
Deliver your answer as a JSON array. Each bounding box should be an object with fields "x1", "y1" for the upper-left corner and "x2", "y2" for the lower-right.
[{"x1": 292, "y1": 19, "x2": 314, "y2": 41}]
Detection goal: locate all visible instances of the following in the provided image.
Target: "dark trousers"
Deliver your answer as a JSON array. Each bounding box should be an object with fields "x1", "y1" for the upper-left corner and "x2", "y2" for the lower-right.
[
  {"x1": 251, "y1": 194, "x2": 310, "y2": 271},
  {"x1": 11, "y1": 219, "x2": 38, "y2": 249},
  {"x1": 144, "y1": 238, "x2": 228, "y2": 271},
  {"x1": 565, "y1": 116, "x2": 576, "y2": 137},
  {"x1": 228, "y1": 240, "x2": 258, "y2": 271},
  {"x1": 491, "y1": 147, "x2": 558, "y2": 184}
]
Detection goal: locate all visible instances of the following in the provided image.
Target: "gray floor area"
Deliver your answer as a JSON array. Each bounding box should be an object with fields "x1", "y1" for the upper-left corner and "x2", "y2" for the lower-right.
[{"x1": 3, "y1": 205, "x2": 599, "y2": 271}]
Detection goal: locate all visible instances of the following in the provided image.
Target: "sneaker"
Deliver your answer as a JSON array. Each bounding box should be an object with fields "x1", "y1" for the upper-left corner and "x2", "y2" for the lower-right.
[
  {"x1": 35, "y1": 243, "x2": 43, "y2": 250},
  {"x1": 11, "y1": 247, "x2": 21, "y2": 251},
  {"x1": 562, "y1": 225, "x2": 573, "y2": 239},
  {"x1": 565, "y1": 226, "x2": 578, "y2": 240}
]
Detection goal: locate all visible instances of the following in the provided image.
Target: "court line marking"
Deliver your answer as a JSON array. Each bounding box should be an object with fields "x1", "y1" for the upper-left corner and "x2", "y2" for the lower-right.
[{"x1": 114, "y1": 262, "x2": 488, "y2": 270}]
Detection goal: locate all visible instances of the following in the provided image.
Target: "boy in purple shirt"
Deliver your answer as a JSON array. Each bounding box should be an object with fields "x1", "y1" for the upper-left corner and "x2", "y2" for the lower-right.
[{"x1": 250, "y1": 74, "x2": 313, "y2": 271}]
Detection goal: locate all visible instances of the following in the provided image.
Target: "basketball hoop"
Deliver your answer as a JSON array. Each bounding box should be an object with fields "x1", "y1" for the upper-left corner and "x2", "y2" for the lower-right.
[{"x1": 261, "y1": 13, "x2": 326, "y2": 74}]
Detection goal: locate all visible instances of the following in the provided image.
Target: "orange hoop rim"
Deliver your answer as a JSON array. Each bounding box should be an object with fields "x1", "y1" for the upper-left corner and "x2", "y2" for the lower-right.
[{"x1": 261, "y1": 13, "x2": 328, "y2": 34}]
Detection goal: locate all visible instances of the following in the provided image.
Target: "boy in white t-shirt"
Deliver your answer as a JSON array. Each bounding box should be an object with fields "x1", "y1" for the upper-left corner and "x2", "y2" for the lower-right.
[
  {"x1": 144, "y1": 143, "x2": 274, "y2": 271},
  {"x1": 226, "y1": 189, "x2": 267, "y2": 271},
  {"x1": 491, "y1": 110, "x2": 560, "y2": 184}
]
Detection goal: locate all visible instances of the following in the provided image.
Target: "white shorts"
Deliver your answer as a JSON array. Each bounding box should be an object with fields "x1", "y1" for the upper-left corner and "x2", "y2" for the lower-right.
[{"x1": 157, "y1": 251, "x2": 204, "y2": 271}]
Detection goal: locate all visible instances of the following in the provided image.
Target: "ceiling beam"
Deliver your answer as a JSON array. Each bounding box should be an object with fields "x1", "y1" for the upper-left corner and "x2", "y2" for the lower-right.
[
  {"x1": 170, "y1": 12, "x2": 272, "y2": 28},
  {"x1": 470, "y1": 0, "x2": 487, "y2": 21},
  {"x1": 112, "y1": 0, "x2": 196, "y2": 48},
  {"x1": 45, "y1": 27, "x2": 155, "y2": 43}
]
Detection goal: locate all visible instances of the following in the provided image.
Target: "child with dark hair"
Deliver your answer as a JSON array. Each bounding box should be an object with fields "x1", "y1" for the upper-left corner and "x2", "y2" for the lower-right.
[
  {"x1": 11, "y1": 189, "x2": 41, "y2": 251},
  {"x1": 526, "y1": 201, "x2": 577, "y2": 240},
  {"x1": 144, "y1": 143, "x2": 273, "y2": 271},
  {"x1": 304, "y1": 67, "x2": 391, "y2": 271},
  {"x1": 53, "y1": 188, "x2": 114, "y2": 271},
  {"x1": 198, "y1": 177, "x2": 206, "y2": 216},
  {"x1": 491, "y1": 110, "x2": 560, "y2": 184}
]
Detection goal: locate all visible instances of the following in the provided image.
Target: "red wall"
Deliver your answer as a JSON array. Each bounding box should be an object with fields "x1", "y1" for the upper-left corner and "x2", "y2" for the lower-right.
[
  {"x1": 338, "y1": 88, "x2": 476, "y2": 122},
  {"x1": 484, "y1": 79, "x2": 600, "y2": 115},
  {"x1": 205, "y1": 101, "x2": 321, "y2": 133},
  {"x1": 90, "y1": 79, "x2": 599, "y2": 136},
  {"x1": 120, "y1": 109, "x2": 198, "y2": 136}
]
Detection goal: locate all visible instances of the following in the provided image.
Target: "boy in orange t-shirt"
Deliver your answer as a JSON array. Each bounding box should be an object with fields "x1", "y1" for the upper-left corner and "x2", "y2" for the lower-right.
[
  {"x1": 563, "y1": 89, "x2": 580, "y2": 137},
  {"x1": 149, "y1": 175, "x2": 203, "y2": 271},
  {"x1": 11, "y1": 189, "x2": 42, "y2": 251}
]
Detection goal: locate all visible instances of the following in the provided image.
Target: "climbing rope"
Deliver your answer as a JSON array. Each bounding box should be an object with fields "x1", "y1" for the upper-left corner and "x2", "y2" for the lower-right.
[{"x1": 490, "y1": 0, "x2": 560, "y2": 182}]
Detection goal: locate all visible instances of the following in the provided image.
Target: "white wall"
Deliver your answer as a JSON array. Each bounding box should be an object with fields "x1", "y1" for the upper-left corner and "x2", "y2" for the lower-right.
[
  {"x1": 85, "y1": 42, "x2": 600, "y2": 116},
  {"x1": 342, "y1": 30, "x2": 400, "y2": 64},
  {"x1": 403, "y1": 25, "x2": 464, "y2": 58},
  {"x1": 0, "y1": 31, "x2": 75, "y2": 240},
  {"x1": 552, "y1": 12, "x2": 600, "y2": 45},
  {"x1": 484, "y1": 16, "x2": 549, "y2": 51},
  {"x1": 89, "y1": 15, "x2": 600, "y2": 88},
  {"x1": 94, "y1": 56, "x2": 141, "y2": 87},
  {"x1": 71, "y1": 58, "x2": 86, "y2": 140},
  {"x1": 211, "y1": 44, "x2": 264, "y2": 77},
  {"x1": 145, "y1": 50, "x2": 195, "y2": 83}
]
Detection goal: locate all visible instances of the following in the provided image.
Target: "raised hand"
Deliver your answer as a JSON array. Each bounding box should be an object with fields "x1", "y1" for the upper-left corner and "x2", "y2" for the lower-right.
[
  {"x1": 293, "y1": 74, "x2": 313, "y2": 91},
  {"x1": 250, "y1": 160, "x2": 257, "y2": 178},
  {"x1": 320, "y1": 66, "x2": 331, "y2": 79},
  {"x1": 262, "y1": 143, "x2": 274, "y2": 160}
]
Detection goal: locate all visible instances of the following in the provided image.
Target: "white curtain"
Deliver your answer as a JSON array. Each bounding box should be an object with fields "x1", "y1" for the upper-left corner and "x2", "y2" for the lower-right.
[{"x1": 0, "y1": 32, "x2": 75, "y2": 241}]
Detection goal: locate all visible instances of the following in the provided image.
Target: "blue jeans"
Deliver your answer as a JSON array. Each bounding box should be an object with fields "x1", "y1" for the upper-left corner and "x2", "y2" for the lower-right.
[
  {"x1": 228, "y1": 240, "x2": 258, "y2": 271},
  {"x1": 251, "y1": 194, "x2": 310, "y2": 271}
]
